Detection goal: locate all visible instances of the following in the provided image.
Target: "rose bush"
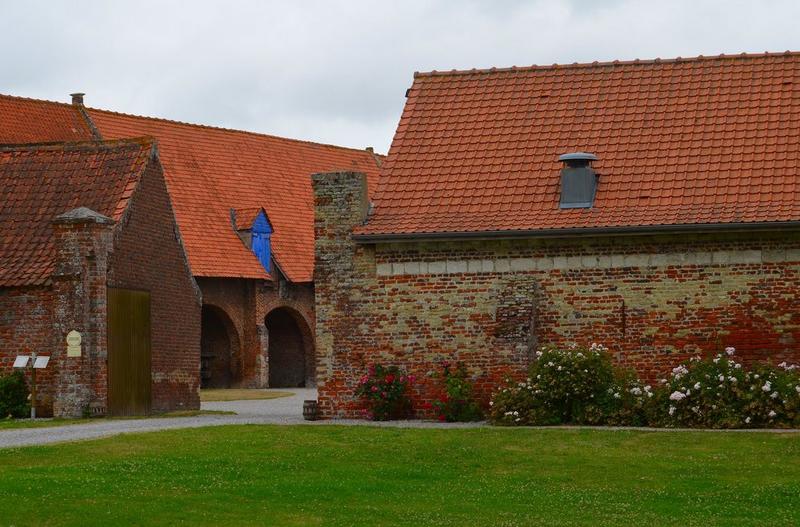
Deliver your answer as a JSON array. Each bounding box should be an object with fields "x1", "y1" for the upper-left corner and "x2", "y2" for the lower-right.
[
  {"x1": 355, "y1": 364, "x2": 414, "y2": 421},
  {"x1": 431, "y1": 362, "x2": 483, "y2": 422},
  {"x1": 490, "y1": 344, "x2": 637, "y2": 425},
  {"x1": 489, "y1": 345, "x2": 800, "y2": 429}
]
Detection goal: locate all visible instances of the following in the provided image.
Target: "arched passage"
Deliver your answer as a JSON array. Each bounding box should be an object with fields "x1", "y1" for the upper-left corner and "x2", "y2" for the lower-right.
[
  {"x1": 265, "y1": 307, "x2": 314, "y2": 387},
  {"x1": 200, "y1": 304, "x2": 240, "y2": 388}
]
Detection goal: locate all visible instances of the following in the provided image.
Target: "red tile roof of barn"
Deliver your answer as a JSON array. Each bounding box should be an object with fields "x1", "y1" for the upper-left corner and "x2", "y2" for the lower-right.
[
  {"x1": 0, "y1": 138, "x2": 154, "y2": 287},
  {"x1": 88, "y1": 108, "x2": 382, "y2": 282},
  {"x1": 232, "y1": 207, "x2": 267, "y2": 230},
  {"x1": 0, "y1": 94, "x2": 95, "y2": 143},
  {"x1": 357, "y1": 52, "x2": 800, "y2": 238}
]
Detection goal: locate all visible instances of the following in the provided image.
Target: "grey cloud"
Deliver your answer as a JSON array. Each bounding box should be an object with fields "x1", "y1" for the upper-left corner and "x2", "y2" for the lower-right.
[{"x1": 1, "y1": 0, "x2": 798, "y2": 152}]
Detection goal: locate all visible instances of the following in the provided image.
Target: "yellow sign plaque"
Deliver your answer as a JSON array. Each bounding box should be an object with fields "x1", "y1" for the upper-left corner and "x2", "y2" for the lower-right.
[{"x1": 66, "y1": 330, "x2": 82, "y2": 357}]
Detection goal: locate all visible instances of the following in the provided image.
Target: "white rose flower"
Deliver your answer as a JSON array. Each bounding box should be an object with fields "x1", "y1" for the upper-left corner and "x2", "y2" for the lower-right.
[
  {"x1": 762, "y1": 381, "x2": 772, "y2": 392},
  {"x1": 694, "y1": 382, "x2": 701, "y2": 390},
  {"x1": 769, "y1": 410, "x2": 777, "y2": 418},
  {"x1": 668, "y1": 406, "x2": 676, "y2": 416},
  {"x1": 745, "y1": 417, "x2": 751, "y2": 424},
  {"x1": 725, "y1": 347, "x2": 736, "y2": 356},
  {"x1": 669, "y1": 391, "x2": 686, "y2": 401}
]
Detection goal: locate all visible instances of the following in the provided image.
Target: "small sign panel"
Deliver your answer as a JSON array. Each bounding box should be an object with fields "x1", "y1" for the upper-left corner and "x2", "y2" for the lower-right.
[
  {"x1": 66, "y1": 330, "x2": 82, "y2": 357},
  {"x1": 13, "y1": 355, "x2": 30, "y2": 368},
  {"x1": 33, "y1": 356, "x2": 50, "y2": 369}
]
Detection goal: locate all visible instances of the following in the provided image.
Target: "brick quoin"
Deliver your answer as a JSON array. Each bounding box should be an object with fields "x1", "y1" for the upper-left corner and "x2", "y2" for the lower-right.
[{"x1": 313, "y1": 172, "x2": 800, "y2": 419}]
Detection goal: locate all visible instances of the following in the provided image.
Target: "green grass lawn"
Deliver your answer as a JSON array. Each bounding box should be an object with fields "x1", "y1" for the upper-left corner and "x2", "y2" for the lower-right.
[{"x1": 0, "y1": 426, "x2": 798, "y2": 526}]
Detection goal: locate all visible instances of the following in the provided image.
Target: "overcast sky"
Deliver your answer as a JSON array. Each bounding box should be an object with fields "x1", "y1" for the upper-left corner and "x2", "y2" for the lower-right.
[{"x1": 1, "y1": 0, "x2": 798, "y2": 152}]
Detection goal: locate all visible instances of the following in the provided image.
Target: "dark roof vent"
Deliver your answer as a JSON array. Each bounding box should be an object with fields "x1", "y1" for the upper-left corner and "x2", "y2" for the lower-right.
[{"x1": 558, "y1": 152, "x2": 598, "y2": 209}]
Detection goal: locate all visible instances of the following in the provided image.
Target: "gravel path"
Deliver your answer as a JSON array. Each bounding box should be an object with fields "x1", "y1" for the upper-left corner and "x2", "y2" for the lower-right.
[
  {"x1": 3, "y1": 390, "x2": 797, "y2": 449},
  {"x1": 0, "y1": 389, "x2": 480, "y2": 449}
]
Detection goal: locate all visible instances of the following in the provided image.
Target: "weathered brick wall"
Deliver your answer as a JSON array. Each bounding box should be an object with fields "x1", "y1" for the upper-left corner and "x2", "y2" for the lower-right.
[
  {"x1": 50, "y1": 214, "x2": 115, "y2": 417},
  {"x1": 0, "y1": 287, "x2": 56, "y2": 413},
  {"x1": 109, "y1": 156, "x2": 201, "y2": 413},
  {"x1": 314, "y1": 172, "x2": 800, "y2": 418}
]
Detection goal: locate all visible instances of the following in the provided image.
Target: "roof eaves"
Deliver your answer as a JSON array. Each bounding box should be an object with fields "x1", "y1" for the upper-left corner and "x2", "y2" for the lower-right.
[{"x1": 353, "y1": 221, "x2": 800, "y2": 243}]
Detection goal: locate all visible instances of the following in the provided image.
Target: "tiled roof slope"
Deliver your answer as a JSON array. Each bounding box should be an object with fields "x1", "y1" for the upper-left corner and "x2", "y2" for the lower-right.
[
  {"x1": 88, "y1": 109, "x2": 382, "y2": 282},
  {"x1": 0, "y1": 94, "x2": 94, "y2": 143},
  {"x1": 0, "y1": 139, "x2": 154, "y2": 287},
  {"x1": 358, "y1": 52, "x2": 800, "y2": 237}
]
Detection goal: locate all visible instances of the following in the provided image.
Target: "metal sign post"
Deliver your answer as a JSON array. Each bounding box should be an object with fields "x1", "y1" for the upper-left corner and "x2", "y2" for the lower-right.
[{"x1": 13, "y1": 350, "x2": 49, "y2": 419}]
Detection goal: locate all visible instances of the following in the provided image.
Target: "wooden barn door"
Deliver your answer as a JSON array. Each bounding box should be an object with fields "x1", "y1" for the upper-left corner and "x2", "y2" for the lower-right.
[{"x1": 107, "y1": 288, "x2": 152, "y2": 416}]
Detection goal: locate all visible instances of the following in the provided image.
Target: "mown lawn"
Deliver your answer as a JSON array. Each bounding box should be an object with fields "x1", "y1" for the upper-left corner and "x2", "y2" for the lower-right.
[{"x1": 0, "y1": 426, "x2": 798, "y2": 526}]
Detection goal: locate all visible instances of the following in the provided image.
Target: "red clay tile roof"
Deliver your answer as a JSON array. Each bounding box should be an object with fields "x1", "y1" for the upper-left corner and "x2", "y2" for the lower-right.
[
  {"x1": 358, "y1": 52, "x2": 800, "y2": 238},
  {"x1": 88, "y1": 109, "x2": 382, "y2": 282},
  {"x1": 0, "y1": 94, "x2": 95, "y2": 143},
  {"x1": 0, "y1": 138, "x2": 154, "y2": 287},
  {"x1": 232, "y1": 207, "x2": 267, "y2": 230}
]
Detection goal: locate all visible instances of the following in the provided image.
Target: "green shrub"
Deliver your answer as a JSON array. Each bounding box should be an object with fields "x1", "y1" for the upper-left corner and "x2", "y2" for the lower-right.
[
  {"x1": 0, "y1": 370, "x2": 30, "y2": 418},
  {"x1": 490, "y1": 344, "x2": 800, "y2": 429},
  {"x1": 490, "y1": 344, "x2": 625, "y2": 425},
  {"x1": 431, "y1": 362, "x2": 483, "y2": 422},
  {"x1": 355, "y1": 364, "x2": 414, "y2": 421}
]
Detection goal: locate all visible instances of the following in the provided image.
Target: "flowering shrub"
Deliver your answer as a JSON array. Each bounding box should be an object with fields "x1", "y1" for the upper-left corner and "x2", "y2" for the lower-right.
[
  {"x1": 490, "y1": 345, "x2": 800, "y2": 428},
  {"x1": 431, "y1": 362, "x2": 483, "y2": 422},
  {"x1": 739, "y1": 362, "x2": 800, "y2": 427},
  {"x1": 490, "y1": 344, "x2": 627, "y2": 425},
  {"x1": 651, "y1": 348, "x2": 749, "y2": 428},
  {"x1": 355, "y1": 364, "x2": 414, "y2": 421}
]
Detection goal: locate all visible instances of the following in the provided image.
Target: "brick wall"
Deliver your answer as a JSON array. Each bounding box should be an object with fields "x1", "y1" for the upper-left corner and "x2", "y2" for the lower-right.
[
  {"x1": 109, "y1": 156, "x2": 201, "y2": 413},
  {"x1": 0, "y1": 287, "x2": 56, "y2": 413},
  {"x1": 313, "y1": 172, "x2": 800, "y2": 418},
  {"x1": 51, "y1": 214, "x2": 115, "y2": 417}
]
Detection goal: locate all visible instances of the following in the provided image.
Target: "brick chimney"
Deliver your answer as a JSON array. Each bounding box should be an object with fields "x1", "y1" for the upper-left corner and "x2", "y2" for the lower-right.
[{"x1": 70, "y1": 93, "x2": 85, "y2": 106}]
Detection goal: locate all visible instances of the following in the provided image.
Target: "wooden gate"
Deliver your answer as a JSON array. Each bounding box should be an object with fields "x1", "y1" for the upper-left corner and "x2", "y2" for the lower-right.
[{"x1": 107, "y1": 288, "x2": 151, "y2": 416}]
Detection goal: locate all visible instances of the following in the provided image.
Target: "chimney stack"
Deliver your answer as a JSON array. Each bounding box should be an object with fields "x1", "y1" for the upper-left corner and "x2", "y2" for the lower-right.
[{"x1": 70, "y1": 93, "x2": 85, "y2": 106}]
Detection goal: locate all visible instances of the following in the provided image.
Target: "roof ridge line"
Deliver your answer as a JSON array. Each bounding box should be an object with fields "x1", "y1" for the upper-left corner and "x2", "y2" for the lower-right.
[
  {"x1": 414, "y1": 50, "x2": 800, "y2": 78},
  {"x1": 0, "y1": 92, "x2": 76, "y2": 108},
  {"x1": 87, "y1": 106, "x2": 384, "y2": 155},
  {"x1": 0, "y1": 136, "x2": 156, "y2": 152}
]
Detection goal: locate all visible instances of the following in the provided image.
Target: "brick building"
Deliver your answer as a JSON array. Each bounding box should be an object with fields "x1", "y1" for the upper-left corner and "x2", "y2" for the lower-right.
[
  {"x1": 313, "y1": 52, "x2": 800, "y2": 417},
  {"x1": 1, "y1": 93, "x2": 382, "y2": 391},
  {"x1": 0, "y1": 138, "x2": 200, "y2": 417}
]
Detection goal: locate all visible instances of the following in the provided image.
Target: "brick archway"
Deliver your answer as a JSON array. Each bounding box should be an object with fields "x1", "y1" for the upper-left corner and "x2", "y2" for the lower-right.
[
  {"x1": 200, "y1": 304, "x2": 241, "y2": 388},
  {"x1": 265, "y1": 306, "x2": 315, "y2": 387}
]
